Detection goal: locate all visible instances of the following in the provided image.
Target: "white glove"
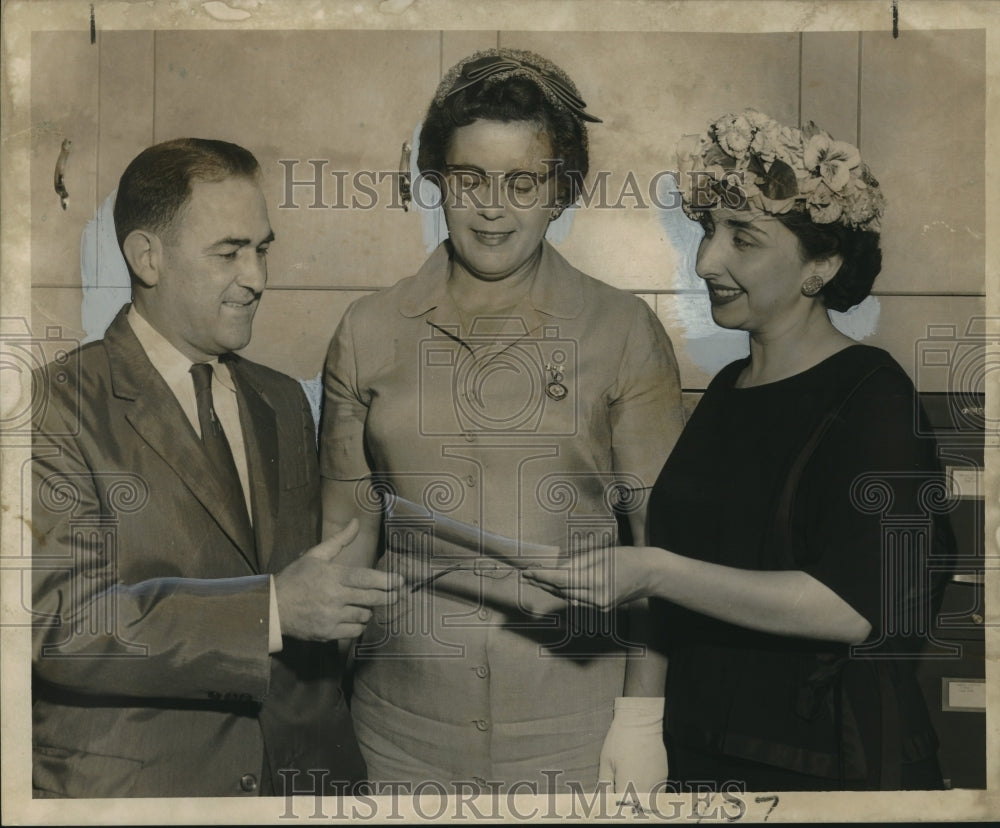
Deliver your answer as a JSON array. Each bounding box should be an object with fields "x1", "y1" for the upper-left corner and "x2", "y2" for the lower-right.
[{"x1": 598, "y1": 696, "x2": 668, "y2": 793}]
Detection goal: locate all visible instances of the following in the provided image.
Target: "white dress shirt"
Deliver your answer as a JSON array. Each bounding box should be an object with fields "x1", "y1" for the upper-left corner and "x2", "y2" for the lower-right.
[{"x1": 127, "y1": 306, "x2": 283, "y2": 652}]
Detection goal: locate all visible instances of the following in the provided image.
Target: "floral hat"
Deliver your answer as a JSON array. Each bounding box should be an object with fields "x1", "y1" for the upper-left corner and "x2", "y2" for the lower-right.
[{"x1": 675, "y1": 108, "x2": 885, "y2": 231}]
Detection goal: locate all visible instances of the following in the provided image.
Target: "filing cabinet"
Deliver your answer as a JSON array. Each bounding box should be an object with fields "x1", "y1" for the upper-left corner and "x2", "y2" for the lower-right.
[{"x1": 914, "y1": 392, "x2": 986, "y2": 790}]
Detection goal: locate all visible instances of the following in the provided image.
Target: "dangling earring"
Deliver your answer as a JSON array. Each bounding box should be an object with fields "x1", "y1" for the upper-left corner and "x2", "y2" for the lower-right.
[
  {"x1": 801, "y1": 274, "x2": 824, "y2": 297},
  {"x1": 550, "y1": 205, "x2": 565, "y2": 221}
]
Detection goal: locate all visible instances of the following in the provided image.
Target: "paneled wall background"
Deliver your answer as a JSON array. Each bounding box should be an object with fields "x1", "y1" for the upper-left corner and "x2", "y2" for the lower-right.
[{"x1": 30, "y1": 29, "x2": 985, "y2": 407}]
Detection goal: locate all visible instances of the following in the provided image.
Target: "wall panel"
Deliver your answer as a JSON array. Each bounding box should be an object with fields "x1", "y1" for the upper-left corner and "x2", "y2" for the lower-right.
[
  {"x1": 442, "y1": 30, "x2": 498, "y2": 73},
  {"x1": 30, "y1": 286, "x2": 86, "y2": 342},
  {"x1": 504, "y1": 31, "x2": 801, "y2": 292},
  {"x1": 97, "y1": 31, "x2": 154, "y2": 199},
  {"x1": 30, "y1": 31, "x2": 99, "y2": 290},
  {"x1": 152, "y1": 30, "x2": 440, "y2": 289},
  {"x1": 801, "y1": 31, "x2": 859, "y2": 145},
  {"x1": 860, "y1": 30, "x2": 985, "y2": 296}
]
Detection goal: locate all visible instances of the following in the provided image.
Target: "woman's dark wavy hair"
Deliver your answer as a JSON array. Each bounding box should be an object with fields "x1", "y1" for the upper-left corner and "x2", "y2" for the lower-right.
[
  {"x1": 775, "y1": 211, "x2": 883, "y2": 312},
  {"x1": 417, "y1": 75, "x2": 589, "y2": 207}
]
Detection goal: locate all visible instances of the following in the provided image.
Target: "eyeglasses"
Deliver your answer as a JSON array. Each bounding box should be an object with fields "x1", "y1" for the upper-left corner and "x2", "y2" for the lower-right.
[{"x1": 443, "y1": 164, "x2": 558, "y2": 207}]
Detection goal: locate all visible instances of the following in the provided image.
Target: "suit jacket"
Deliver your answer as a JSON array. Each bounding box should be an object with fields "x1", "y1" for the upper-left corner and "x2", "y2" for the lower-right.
[{"x1": 31, "y1": 306, "x2": 365, "y2": 797}]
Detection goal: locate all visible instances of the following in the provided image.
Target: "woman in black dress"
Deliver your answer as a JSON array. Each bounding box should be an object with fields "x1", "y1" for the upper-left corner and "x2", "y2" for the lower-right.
[{"x1": 525, "y1": 109, "x2": 952, "y2": 791}]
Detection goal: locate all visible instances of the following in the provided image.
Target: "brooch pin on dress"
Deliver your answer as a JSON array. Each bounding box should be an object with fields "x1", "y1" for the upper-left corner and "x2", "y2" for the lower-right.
[{"x1": 545, "y1": 362, "x2": 568, "y2": 401}]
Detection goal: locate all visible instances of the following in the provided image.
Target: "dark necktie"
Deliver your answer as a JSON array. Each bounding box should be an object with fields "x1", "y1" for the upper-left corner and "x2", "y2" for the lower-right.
[{"x1": 190, "y1": 362, "x2": 255, "y2": 548}]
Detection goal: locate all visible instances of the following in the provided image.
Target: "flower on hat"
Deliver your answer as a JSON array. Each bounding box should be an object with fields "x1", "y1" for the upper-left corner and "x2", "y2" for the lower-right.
[
  {"x1": 805, "y1": 181, "x2": 845, "y2": 224},
  {"x1": 803, "y1": 133, "x2": 861, "y2": 194},
  {"x1": 714, "y1": 113, "x2": 754, "y2": 156},
  {"x1": 674, "y1": 108, "x2": 884, "y2": 231}
]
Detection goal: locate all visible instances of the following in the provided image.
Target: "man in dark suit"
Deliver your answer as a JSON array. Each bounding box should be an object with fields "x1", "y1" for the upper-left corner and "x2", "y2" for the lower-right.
[{"x1": 30, "y1": 138, "x2": 399, "y2": 798}]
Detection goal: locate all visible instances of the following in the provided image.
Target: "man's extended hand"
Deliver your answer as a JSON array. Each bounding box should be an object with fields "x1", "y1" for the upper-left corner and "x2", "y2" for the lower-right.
[{"x1": 274, "y1": 519, "x2": 403, "y2": 641}]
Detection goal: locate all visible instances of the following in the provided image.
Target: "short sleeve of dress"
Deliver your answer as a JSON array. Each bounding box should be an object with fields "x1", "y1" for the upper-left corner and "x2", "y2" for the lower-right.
[
  {"x1": 608, "y1": 300, "x2": 685, "y2": 490},
  {"x1": 319, "y1": 303, "x2": 372, "y2": 481},
  {"x1": 796, "y1": 366, "x2": 950, "y2": 635}
]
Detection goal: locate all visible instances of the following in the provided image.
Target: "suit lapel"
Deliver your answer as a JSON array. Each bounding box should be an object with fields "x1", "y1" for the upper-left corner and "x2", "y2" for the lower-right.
[
  {"x1": 105, "y1": 308, "x2": 259, "y2": 572},
  {"x1": 228, "y1": 359, "x2": 280, "y2": 572}
]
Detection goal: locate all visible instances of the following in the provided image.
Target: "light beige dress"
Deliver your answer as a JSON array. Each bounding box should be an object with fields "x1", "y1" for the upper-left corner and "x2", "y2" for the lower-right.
[{"x1": 320, "y1": 240, "x2": 684, "y2": 792}]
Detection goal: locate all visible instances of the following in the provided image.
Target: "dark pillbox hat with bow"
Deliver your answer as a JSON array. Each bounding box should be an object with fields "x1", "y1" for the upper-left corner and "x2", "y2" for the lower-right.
[{"x1": 433, "y1": 48, "x2": 602, "y2": 125}]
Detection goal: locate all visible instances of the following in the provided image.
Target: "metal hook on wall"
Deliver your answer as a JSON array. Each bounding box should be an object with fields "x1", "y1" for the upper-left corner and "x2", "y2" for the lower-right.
[
  {"x1": 54, "y1": 138, "x2": 72, "y2": 210},
  {"x1": 399, "y1": 140, "x2": 412, "y2": 211}
]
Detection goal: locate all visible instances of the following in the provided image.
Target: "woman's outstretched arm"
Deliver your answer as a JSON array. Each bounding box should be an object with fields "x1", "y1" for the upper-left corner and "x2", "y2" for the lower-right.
[{"x1": 524, "y1": 545, "x2": 872, "y2": 644}]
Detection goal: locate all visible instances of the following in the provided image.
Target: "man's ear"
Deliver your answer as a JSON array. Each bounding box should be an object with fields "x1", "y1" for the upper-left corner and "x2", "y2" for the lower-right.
[{"x1": 122, "y1": 229, "x2": 162, "y2": 288}]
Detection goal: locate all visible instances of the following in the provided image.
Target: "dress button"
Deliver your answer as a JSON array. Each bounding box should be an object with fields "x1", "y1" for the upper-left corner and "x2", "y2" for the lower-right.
[
  {"x1": 464, "y1": 432, "x2": 477, "y2": 443},
  {"x1": 465, "y1": 474, "x2": 476, "y2": 487},
  {"x1": 239, "y1": 773, "x2": 258, "y2": 792},
  {"x1": 475, "y1": 719, "x2": 489, "y2": 731},
  {"x1": 475, "y1": 665, "x2": 489, "y2": 678},
  {"x1": 477, "y1": 608, "x2": 490, "y2": 620}
]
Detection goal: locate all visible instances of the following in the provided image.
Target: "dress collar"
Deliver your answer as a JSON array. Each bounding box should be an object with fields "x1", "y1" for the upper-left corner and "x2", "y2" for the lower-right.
[{"x1": 397, "y1": 240, "x2": 585, "y2": 320}]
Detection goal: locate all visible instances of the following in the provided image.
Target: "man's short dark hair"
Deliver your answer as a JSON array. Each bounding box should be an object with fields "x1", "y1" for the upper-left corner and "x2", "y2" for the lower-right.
[{"x1": 113, "y1": 138, "x2": 261, "y2": 273}]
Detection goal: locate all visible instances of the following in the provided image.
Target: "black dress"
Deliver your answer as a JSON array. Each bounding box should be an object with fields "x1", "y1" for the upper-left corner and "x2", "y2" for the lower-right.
[{"x1": 648, "y1": 345, "x2": 953, "y2": 790}]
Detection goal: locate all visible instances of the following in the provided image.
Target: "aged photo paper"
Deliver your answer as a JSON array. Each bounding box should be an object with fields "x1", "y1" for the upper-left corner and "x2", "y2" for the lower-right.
[{"x1": 2, "y1": 0, "x2": 997, "y2": 823}]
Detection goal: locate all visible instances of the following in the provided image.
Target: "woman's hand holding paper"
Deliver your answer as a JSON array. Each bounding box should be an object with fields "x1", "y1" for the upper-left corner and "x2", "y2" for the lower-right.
[{"x1": 522, "y1": 545, "x2": 658, "y2": 611}]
